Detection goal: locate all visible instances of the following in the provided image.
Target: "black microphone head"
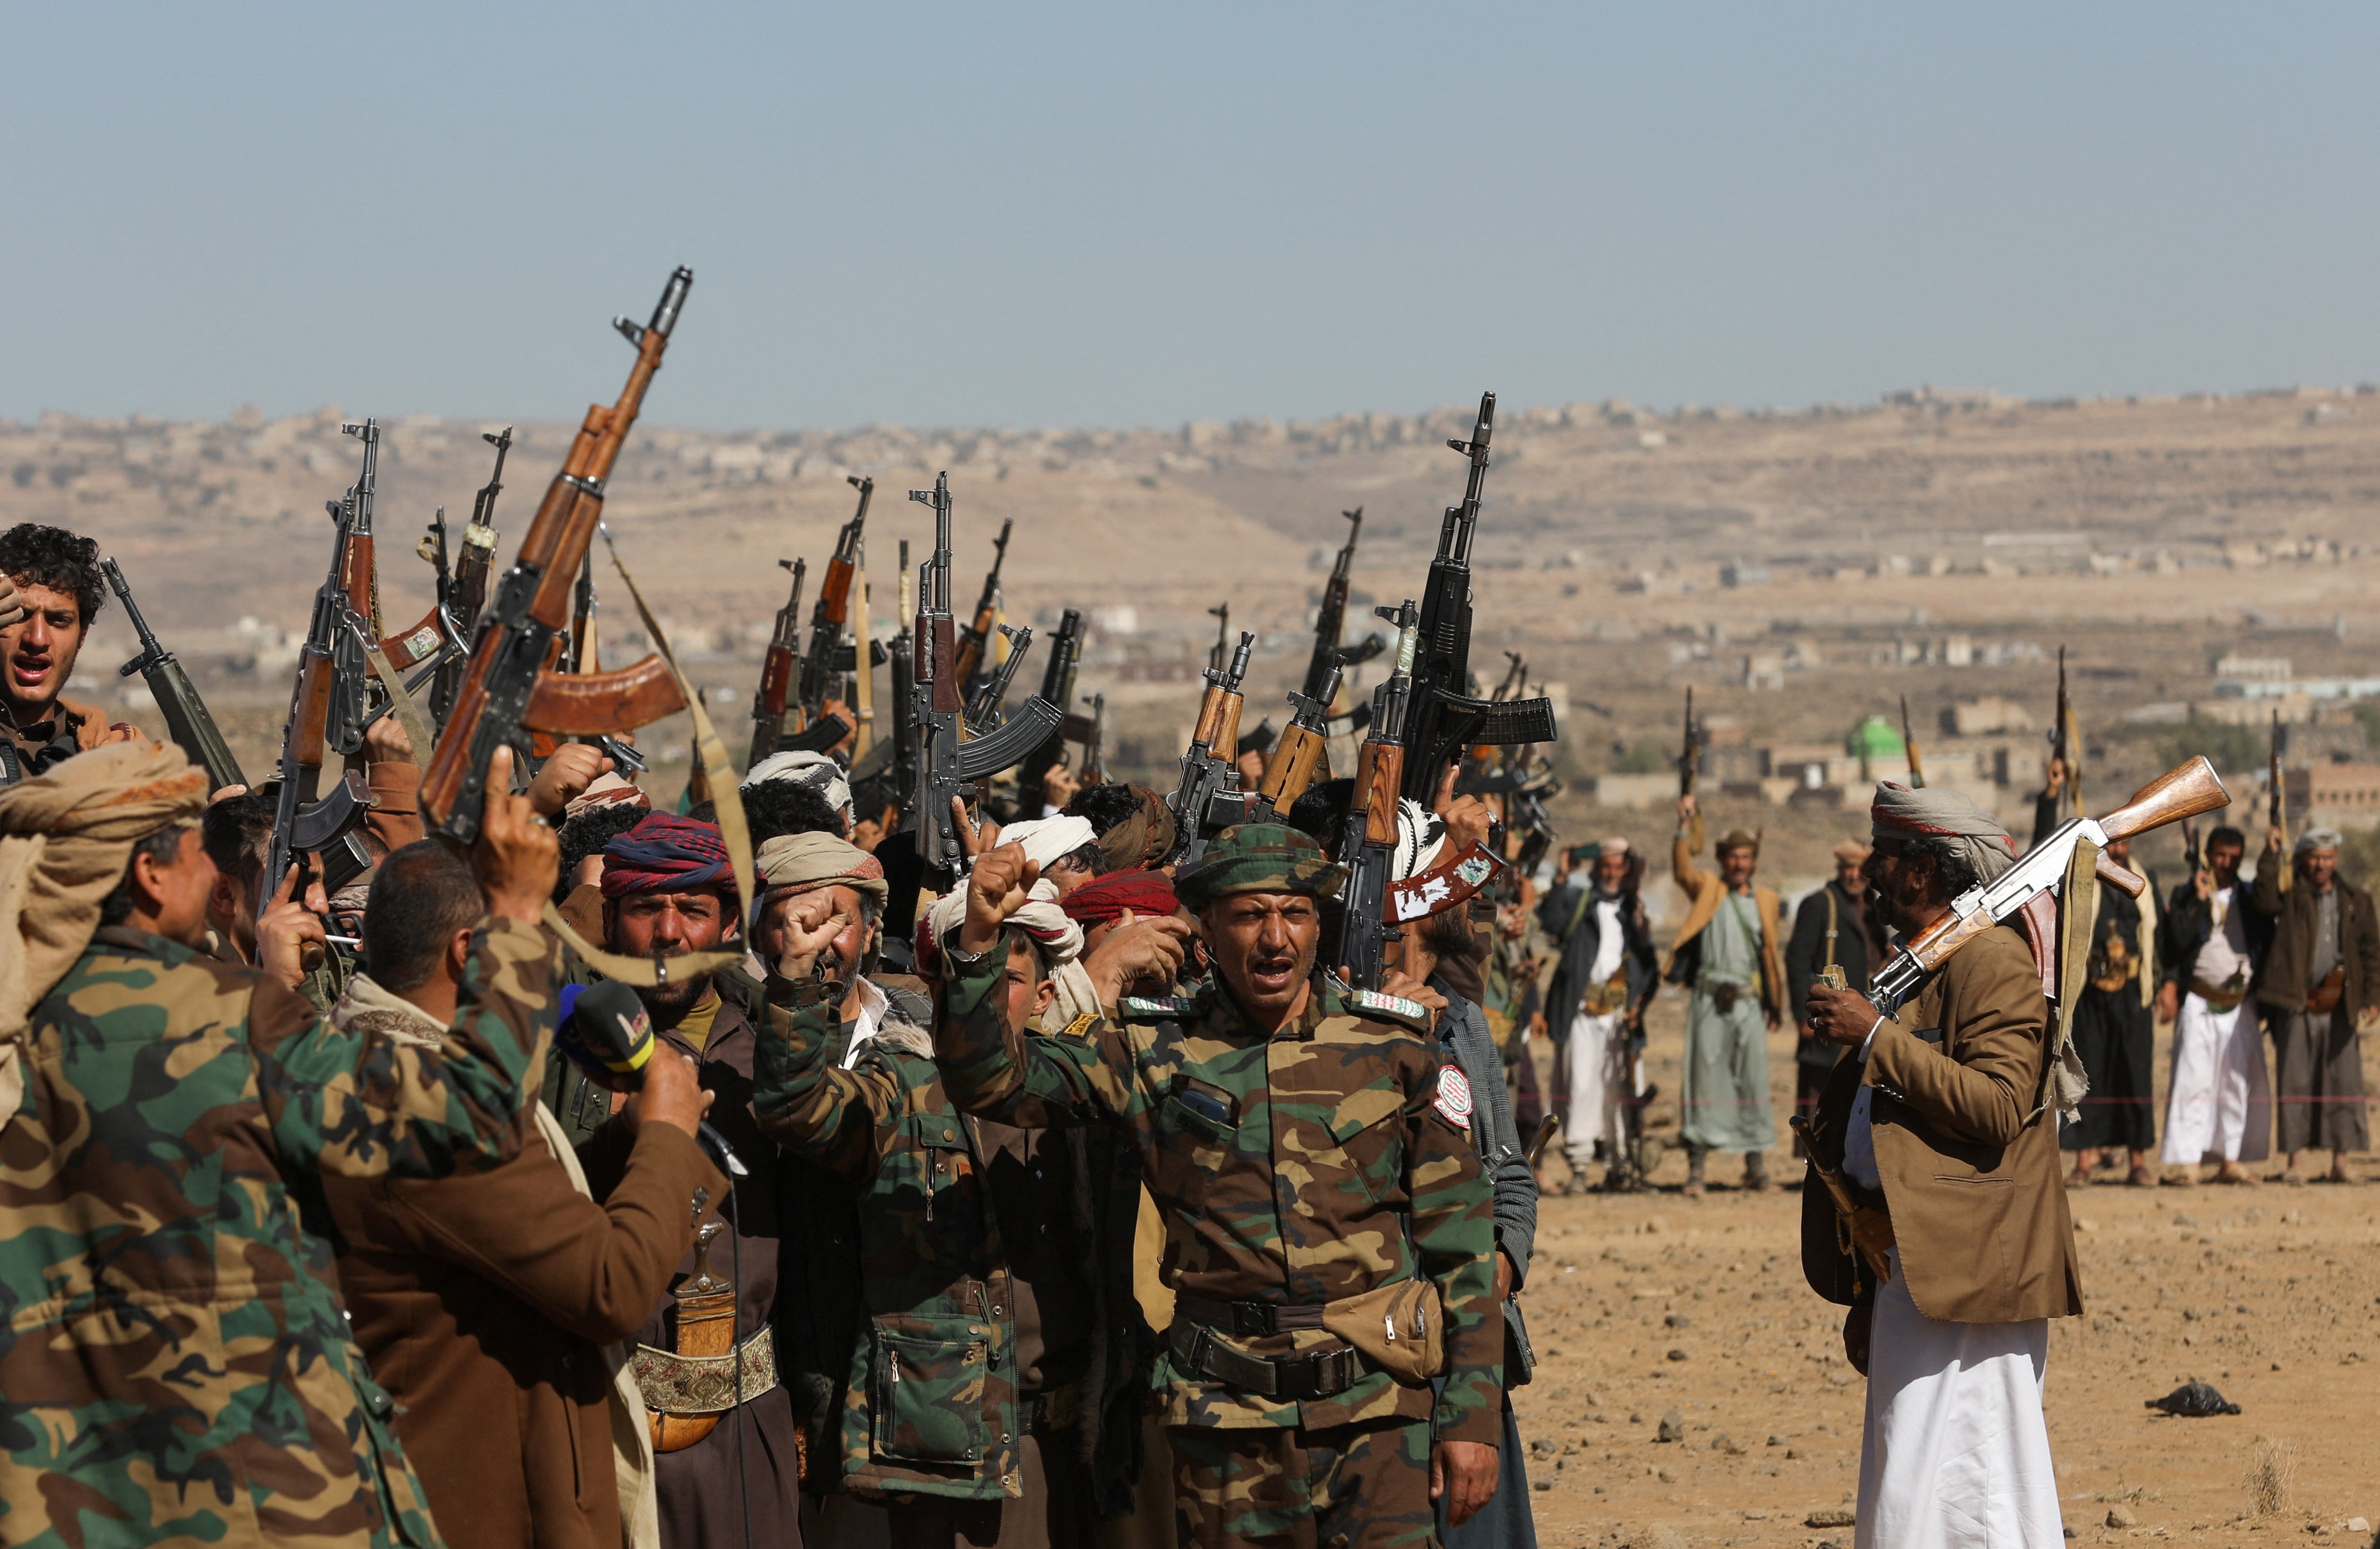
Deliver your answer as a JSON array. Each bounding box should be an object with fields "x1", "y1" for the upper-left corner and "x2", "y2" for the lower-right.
[{"x1": 558, "y1": 980, "x2": 654, "y2": 1085}]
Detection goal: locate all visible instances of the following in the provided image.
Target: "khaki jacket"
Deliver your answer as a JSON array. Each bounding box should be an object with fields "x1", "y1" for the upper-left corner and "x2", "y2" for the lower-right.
[
  {"x1": 1666, "y1": 832, "x2": 1787, "y2": 1019},
  {"x1": 1802, "y1": 922, "x2": 2084, "y2": 1324}
]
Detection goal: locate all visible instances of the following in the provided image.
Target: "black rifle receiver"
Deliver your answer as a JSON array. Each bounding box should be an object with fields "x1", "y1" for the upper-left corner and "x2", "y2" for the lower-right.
[
  {"x1": 104, "y1": 559, "x2": 246, "y2": 792},
  {"x1": 1398, "y1": 392, "x2": 1556, "y2": 805}
]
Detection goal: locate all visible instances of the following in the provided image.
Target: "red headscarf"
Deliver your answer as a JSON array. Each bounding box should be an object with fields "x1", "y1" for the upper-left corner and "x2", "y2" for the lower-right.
[
  {"x1": 1059, "y1": 868, "x2": 1179, "y2": 929},
  {"x1": 599, "y1": 812, "x2": 731, "y2": 898}
]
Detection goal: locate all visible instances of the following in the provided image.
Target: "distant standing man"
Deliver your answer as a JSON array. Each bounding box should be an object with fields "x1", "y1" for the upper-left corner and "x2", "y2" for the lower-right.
[
  {"x1": 2247, "y1": 826, "x2": 2380, "y2": 1184},
  {"x1": 1536, "y1": 839, "x2": 1659, "y2": 1193},
  {"x1": 1783, "y1": 841, "x2": 1885, "y2": 1151},
  {"x1": 1803, "y1": 783, "x2": 2081, "y2": 1549},
  {"x1": 2060, "y1": 835, "x2": 2160, "y2": 1187},
  {"x1": 2156, "y1": 827, "x2": 2271, "y2": 1184},
  {"x1": 1669, "y1": 794, "x2": 1786, "y2": 1195},
  {"x1": 0, "y1": 523, "x2": 142, "y2": 783}
]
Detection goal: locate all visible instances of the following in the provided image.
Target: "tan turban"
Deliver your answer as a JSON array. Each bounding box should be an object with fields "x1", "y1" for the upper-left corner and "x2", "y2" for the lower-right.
[
  {"x1": 756, "y1": 831, "x2": 888, "y2": 904},
  {"x1": 1832, "y1": 840, "x2": 1872, "y2": 866},
  {"x1": 1093, "y1": 786, "x2": 1179, "y2": 873},
  {"x1": 0, "y1": 742, "x2": 208, "y2": 1086},
  {"x1": 1870, "y1": 781, "x2": 2017, "y2": 887}
]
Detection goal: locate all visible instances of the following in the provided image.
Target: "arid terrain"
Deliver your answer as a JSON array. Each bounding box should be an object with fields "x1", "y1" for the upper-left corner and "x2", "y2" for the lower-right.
[{"x1": 10, "y1": 386, "x2": 2380, "y2": 1543}]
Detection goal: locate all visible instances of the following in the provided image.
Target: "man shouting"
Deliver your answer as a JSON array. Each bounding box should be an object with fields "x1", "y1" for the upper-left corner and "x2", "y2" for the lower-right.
[{"x1": 1801, "y1": 784, "x2": 2082, "y2": 1549}]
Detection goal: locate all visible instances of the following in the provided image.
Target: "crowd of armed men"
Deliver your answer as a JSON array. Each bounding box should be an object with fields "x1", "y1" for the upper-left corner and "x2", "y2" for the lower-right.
[{"x1": 6, "y1": 277, "x2": 2373, "y2": 1549}]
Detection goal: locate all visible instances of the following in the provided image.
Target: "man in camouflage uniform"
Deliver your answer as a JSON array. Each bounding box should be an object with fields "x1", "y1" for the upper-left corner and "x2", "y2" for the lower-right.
[
  {"x1": 0, "y1": 741, "x2": 562, "y2": 1549},
  {"x1": 748, "y1": 832, "x2": 1147, "y2": 1547},
  {"x1": 931, "y1": 823, "x2": 1503, "y2": 1549}
]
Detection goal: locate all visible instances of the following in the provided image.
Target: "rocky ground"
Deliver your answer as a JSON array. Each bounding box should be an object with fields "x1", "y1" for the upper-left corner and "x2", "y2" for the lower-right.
[{"x1": 1508, "y1": 1008, "x2": 2380, "y2": 1549}]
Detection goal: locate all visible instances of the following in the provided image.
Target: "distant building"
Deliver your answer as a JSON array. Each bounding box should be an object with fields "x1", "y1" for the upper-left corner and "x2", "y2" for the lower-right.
[{"x1": 2285, "y1": 763, "x2": 2380, "y2": 824}]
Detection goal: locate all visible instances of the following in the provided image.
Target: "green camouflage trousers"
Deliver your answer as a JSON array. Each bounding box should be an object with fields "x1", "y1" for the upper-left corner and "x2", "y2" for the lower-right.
[{"x1": 1168, "y1": 1418, "x2": 1435, "y2": 1549}]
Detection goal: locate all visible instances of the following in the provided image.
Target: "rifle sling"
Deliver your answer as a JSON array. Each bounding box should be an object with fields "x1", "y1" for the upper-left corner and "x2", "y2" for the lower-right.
[{"x1": 360, "y1": 633, "x2": 439, "y2": 778}]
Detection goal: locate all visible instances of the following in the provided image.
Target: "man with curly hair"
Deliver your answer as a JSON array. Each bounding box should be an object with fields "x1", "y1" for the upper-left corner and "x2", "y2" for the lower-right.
[{"x1": 0, "y1": 522, "x2": 140, "y2": 783}]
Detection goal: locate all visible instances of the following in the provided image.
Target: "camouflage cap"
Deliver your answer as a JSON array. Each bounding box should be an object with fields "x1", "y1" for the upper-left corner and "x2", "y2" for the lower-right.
[{"x1": 1175, "y1": 822, "x2": 1347, "y2": 908}]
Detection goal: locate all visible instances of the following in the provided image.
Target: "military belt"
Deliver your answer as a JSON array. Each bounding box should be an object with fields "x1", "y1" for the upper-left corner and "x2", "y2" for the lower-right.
[
  {"x1": 1167, "y1": 1322, "x2": 1365, "y2": 1400},
  {"x1": 1175, "y1": 1294, "x2": 1328, "y2": 1337}
]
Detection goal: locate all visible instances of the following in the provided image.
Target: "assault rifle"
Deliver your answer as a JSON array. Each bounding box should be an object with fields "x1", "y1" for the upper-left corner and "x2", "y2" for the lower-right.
[
  {"x1": 427, "y1": 428, "x2": 512, "y2": 726},
  {"x1": 2182, "y1": 820, "x2": 2204, "y2": 891},
  {"x1": 797, "y1": 475, "x2": 873, "y2": 723},
  {"x1": 2269, "y1": 710, "x2": 2290, "y2": 895},
  {"x1": 2049, "y1": 646, "x2": 2080, "y2": 820},
  {"x1": 905, "y1": 475, "x2": 1060, "y2": 880},
  {"x1": 103, "y1": 559, "x2": 245, "y2": 791},
  {"x1": 1169, "y1": 630, "x2": 1255, "y2": 868},
  {"x1": 1678, "y1": 686, "x2": 1703, "y2": 854},
  {"x1": 1207, "y1": 603, "x2": 1231, "y2": 674},
  {"x1": 965, "y1": 625, "x2": 1034, "y2": 730},
  {"x1": 1246, "y1": 660, "x2": 1340, "y2": 825},
  {"x1": 265, "y1": 466, "x2": 381, "y2": 913},
  {"x1": 420, "y1": 267, "x2": 695, "y2": 844},
  {"x1": 1901, "y1": 694, "x2": 1926, "y2": 789},
  {"x1": 1334, "y1": 601, "x2": 1422, "y2": 990},
  {"x1": 749, "y1": 559, "x2": 807, "y2": 769},
  {"x1": 1866, "y1": 758, "x2": 2230, "y2": 1017},
  {"x1": 1398, "y1": 392, "x2": 1556, "y2": 805},
  {"x1": 1017, "y1": 608, "x2": 1084, "y2": 806},
  {"x1": 951, "y1": 516, "x2": 1012, "y2": 691},
  {"x1": 1305, "y1": 507, "x2": 1385, "y2": 711}
]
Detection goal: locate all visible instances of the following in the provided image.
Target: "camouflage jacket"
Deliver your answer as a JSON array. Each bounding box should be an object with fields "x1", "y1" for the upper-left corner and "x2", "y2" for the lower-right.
[
  {"x1": 750, "y1": 997, "x2": 1022, "y2": 1503},
  {"x1": 0, "y1": 918, "x2": 560, "y2": 1549},
  {"x1": 932, "y1": 938, "x2": 1504, "y2": 1445}
]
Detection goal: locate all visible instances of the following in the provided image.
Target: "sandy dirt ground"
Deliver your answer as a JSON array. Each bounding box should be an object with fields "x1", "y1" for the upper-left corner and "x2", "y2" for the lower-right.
[{"x1": 1505, "y1": 1003, "x2": 2380, "y2": 1549}]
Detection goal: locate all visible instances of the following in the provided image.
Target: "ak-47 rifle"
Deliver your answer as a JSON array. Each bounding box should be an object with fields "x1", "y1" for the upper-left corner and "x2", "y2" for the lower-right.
[
  {"x1": 1207, "y1": 603, "x2": 1231, "y2": 675},
  {"x1": 1678, "y1": 686, "x2": 1704, "y2": 855},
  {"x1": 427, "y1": 428, "x2": 512, "y2": 726},
  {"x1": 2182, "y1": 819, "x2": 2204, "y2": 892},
  {"x1": 951, "y1": 515, "x2": 1012, "y2": 690},
  {"x1": 265, "y1": 450, "x2": 382, "y2": 912},
  {"x1": 420, "y1": 268, "x2": 696, "y2": 844},
  {"x1": 2050, "y1": 646, "x2": 2081, "y2": 820},
  {"x1": 905, "y1": 475, "x2": 1060, "y2": 880},
  {"x1": 1902, "y1": 694, "x2": 1926, "y2": 790},
  {"x1": 749, "y1": 559, "x2": 807, "y2": 769},
  {"x1": 1334, "y1": 601, "x2": 1422, "y2": 990},
  {"x1": 1017, "y1": 608, "x2": 1084, "y2": 805},
  {"x1": 1399, "y1": 392, "x2": 1556, "y2": 805},
  {"x1": 1305, "y1": 507, "x2": 1383, "y2": 711},
  {"x1": 1169, "y1": 631, "x2": 1256, "y2": 869},
  {"x1": 2269, "y1": 710, "x2": 2291, "y2": 895},
  {"x1": 795, "y1": 475, "x2": 874, "y2": 732},
  {"x1": 1246, "y1": 660, "x2": 1341, "y2": 825},
  {"x1": 849, "y1": 540, "x2": 916, "y2": 829},
  {"x1": 103, "y1": 559, "x2": 245, "y2": 791},
  {"x1": 965, "y1": 625, "x2": 1034, "y2": 730},
  {"x1": 1866, "y1": 758, "x2": 2230, "y2": 1016}
]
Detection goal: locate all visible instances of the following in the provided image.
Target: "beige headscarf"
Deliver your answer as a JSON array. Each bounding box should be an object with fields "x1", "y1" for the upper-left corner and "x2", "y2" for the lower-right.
[
  {"x1": 755, "y1": 831, "x2": 888, "y2": 905},
  {"x1": 922, "y1": 876, "x2": 1099, "y2": 1028},
  {"x1": 0, "y1": 740, "x2": 208, "y2": 1124},
  {"x1": 0, "y1": 740, "x2": 208, "y2": 1039}
]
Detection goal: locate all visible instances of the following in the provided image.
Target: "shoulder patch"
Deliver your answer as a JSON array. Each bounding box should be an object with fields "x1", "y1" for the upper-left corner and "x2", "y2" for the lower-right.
[
  {"x1": 1434, "y1": 1065, "x2": 1474, "y2": 1130},
  {"x1": 1060, "y1": 1012, "x2": 1099, "y2": 1041},
  {"x1": 1120, "y1": 996, "x2": 1192, "y2": 1020},
  {"x1": 1348, "y1": 987, "x2": 1427, "y2": 1024}
]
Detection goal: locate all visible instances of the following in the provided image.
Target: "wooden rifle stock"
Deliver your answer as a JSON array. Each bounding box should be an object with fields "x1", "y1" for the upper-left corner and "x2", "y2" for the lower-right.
[
  {"x1": 2095, "y1": 756, "x2": 2229, "y2": 845},
  {"x1": 420, "y1": 267, "x2": 693, "y2": 840}
]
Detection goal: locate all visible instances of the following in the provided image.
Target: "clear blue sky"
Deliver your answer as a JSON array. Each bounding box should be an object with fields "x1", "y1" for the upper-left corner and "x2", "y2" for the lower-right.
[{"x1": 6, "y1": 2, "x2": 2375, "y2": 430}]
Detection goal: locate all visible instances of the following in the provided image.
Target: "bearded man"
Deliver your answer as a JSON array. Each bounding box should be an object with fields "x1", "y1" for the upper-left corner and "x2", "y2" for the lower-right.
[
  {"x1": 1801, "y1": 784, "x2": 2082, "y2": 1549},
  {"x1": 1668, "y1": 794, "x2": 1787, "y2": 1194},
  {"x1": 588, "y1": 811, "x2": 804, "y2": 1549}
]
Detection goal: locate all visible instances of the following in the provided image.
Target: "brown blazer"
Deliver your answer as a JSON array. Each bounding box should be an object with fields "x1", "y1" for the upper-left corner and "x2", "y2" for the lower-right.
[
  {"x1": 2247, "y1": 844, "x2": 2380, "y2": 1017},
  {"x1": 1801, "y1": 922, "x2": 2083, "y2": 1324},
  {"x1": 325, "y1": 1106, "x2": 720, "y2": 1549},
  {"x1": 1666, "y1": 832, "x2": 1787, "y2": 1019}
]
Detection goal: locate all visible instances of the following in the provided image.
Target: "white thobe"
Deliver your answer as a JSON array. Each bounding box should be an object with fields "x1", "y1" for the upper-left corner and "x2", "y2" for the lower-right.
[
  {"x1": 2160, "y1": 885, "x2": 2270, "y2": 1165},
  {"x1": 1847, "y1": 1039, "x2": 2063, "y2": 1548},
  {"x1": 1563, "y1": 896, "x2": 1632, "y2": 1162},
  {"x1": 1857, "y1": 1250, "x2": 2064, "y2": 1549}
]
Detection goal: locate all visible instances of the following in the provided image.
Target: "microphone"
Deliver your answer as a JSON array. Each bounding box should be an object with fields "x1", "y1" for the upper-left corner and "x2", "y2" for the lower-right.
[{"x1": 558, "y1": 980, "x2": 748, "y2": 1178}]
